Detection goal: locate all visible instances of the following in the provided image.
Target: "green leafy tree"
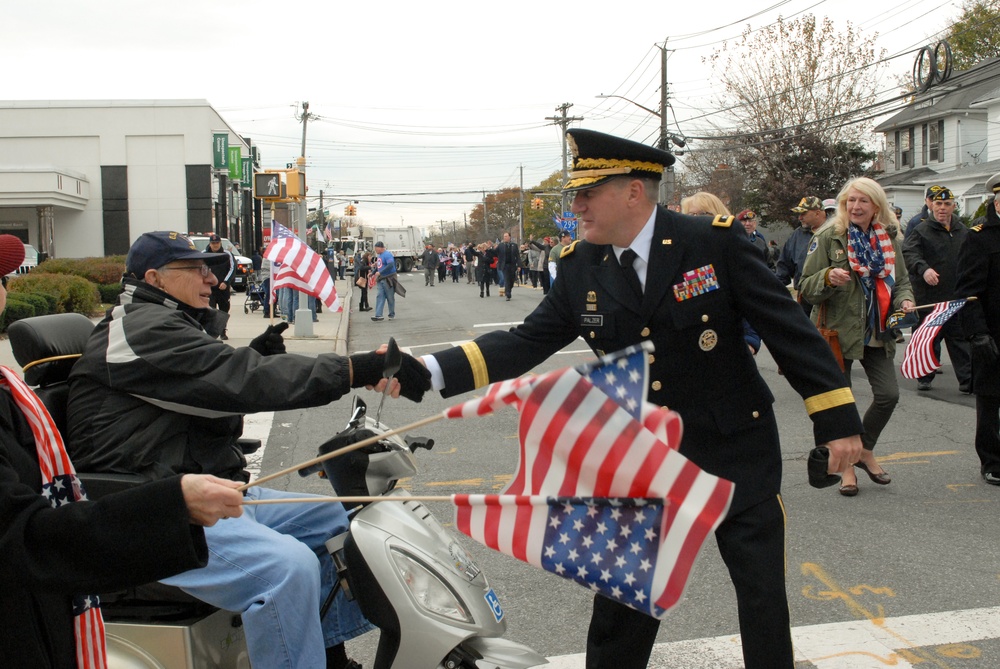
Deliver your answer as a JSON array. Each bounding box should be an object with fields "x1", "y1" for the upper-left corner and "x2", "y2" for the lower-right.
[{"x1": 943, "y1": 0, "x2": 1000, "y2": 71}]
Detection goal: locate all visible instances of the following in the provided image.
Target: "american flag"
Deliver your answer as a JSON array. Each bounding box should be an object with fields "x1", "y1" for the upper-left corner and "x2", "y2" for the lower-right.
[
  {"x1": 0, "y1": 366, "x2": 107, "y2": 668},
  {"x1": 265, "y1": 221, "x2": 341, "y2": 311},
  {"x1": 445, "y1": 345, "x2": 734, "y2": 616},
  {"x1": 901, "y1": 299, "x2": 968, "y2": 379}
]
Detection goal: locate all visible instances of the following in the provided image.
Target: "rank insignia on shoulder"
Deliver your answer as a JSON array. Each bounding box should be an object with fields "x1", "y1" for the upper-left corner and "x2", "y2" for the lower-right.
[
  {"x1": 560, "y1": 241, "x2": 579, "y2": 258},
  {"x1": 972, "y1": 224, "x2": 984, "y2": 232},
  {"x1": 711, "y1": 215, "x2": 734, "y2": 228}
]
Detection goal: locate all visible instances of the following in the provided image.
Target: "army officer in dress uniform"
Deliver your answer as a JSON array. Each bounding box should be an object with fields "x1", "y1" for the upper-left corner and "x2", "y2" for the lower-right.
[
  {"x1": 420, "y1": 128, "x2": 864, "y2": 669},
  {"x1": 955, "y1": 171, "x2": 1000, "y2": 486}
]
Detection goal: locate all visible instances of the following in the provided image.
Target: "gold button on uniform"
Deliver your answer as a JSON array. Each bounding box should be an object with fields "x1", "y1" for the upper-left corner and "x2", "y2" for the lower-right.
[
  {"x1": 590, "y1": 331, "x2": 596, "y2": 339},
  {"x1": 640, "y1": 327, "x2": 651, "y2": 337},
  {"x1": 752, "y1": 411, "x2": 760, "y2": 419},
  {"x1": 701, "y1": 314, "x2": 709, "y2": 323},
  {"x1": 651, "y1": 381, "x2": 662, "y2": 391},
  {"x1": 648, "y1": 354, "x2": 655, "y2": 364}
]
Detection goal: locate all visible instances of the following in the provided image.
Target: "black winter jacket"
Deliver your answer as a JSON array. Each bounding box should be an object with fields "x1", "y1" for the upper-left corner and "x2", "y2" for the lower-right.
[{"x1": 66, "y1": 280, "x2": 354, "y2": 481}]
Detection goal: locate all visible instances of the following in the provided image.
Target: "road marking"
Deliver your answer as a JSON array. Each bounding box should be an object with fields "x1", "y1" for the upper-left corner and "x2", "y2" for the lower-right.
[
  {"x1": 543, "y1": 606, "x2": 1000, "y2": 668},
  {"x1": 242, "y1": 411, "x2": 274, "y2": 483}
]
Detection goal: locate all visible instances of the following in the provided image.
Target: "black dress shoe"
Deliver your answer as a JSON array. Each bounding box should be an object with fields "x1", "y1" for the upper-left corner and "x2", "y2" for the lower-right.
[
  {"x1": 984, "y1": 472, "x2": 1000, "y2": 486},
  {"x1": 856, "y1": 461, "x2": 891, "y2": 485}
]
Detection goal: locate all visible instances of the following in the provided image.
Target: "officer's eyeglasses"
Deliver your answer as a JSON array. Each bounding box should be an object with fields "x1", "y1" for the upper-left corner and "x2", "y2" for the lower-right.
[{"x1": 161, "y1": 264, "x2": 212, "y2": 277}]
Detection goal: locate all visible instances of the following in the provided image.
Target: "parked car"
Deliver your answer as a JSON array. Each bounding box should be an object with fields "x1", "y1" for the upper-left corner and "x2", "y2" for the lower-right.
[
  {"x1": 187, "y1": 235, "x2": 253, "y2": 291},
  {"x1": 8, "y1": 243, "x2": 38, "y2": 275}
]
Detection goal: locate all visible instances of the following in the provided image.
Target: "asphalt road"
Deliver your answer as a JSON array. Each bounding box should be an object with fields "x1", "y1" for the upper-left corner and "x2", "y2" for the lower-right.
[{"x1": 257, "y1": 271, "x2": 1000, "y2": 669}]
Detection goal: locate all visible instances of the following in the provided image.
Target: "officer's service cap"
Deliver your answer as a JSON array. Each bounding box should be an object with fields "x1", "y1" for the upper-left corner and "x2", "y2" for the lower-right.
[
  {"x1": 986, "y1": 172, "x2": 1000, "y2": 193},
  {"x1": 562, "y1": 129, "x2": 675, "y2": 193}
]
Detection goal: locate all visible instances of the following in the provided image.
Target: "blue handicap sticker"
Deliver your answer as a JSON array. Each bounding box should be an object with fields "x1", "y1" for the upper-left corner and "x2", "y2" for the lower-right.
[{"x1": 484, "y1": 588, "x2": 504, "y2": 622}]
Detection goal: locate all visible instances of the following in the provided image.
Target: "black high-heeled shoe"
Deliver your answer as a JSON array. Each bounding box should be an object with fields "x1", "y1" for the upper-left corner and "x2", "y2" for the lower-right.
[{"x1": 855, "y1": 461, "x2": 891, "y2": 485}]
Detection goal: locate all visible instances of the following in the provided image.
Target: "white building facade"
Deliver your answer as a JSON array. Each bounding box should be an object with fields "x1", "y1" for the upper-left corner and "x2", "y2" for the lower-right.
[{"x1": 0, "y1": 100, "x2": 254, "y2": 259}]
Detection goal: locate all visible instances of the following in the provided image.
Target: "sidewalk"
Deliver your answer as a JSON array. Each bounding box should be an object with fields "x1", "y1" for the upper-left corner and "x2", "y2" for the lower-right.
[{"x1": 0, "y1": 278, "x2": 356, "y2": 371}]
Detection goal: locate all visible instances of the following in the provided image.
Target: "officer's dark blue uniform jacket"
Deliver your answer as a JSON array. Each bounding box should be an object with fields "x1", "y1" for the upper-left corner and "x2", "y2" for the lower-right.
[{"x1": 435, "y1": 206, "x2": 863, "y2": 513}]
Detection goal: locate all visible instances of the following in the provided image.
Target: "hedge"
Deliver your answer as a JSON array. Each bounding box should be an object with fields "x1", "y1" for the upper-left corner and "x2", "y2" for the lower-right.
[
  {"x1": 8, "y1": 273, "x2": 101, "y2": 316},
  {"x1": 98, "y1": 282, "x2": 123, "y2": 304},
  {"x1": 36, "y1": 255, "x2": 126, "y2": 285}
]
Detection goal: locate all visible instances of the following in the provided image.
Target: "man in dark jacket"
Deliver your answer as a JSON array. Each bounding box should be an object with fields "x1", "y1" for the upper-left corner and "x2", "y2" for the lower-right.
[
  {"x1": 903, "y1": 186, "x2": 972, "y2": 392},
  {"x1": 420, "y1": 242, "x2": 439, "y2": 286},
  {"x1": 0, "y1": 233, "x2": 243, "y2": 669},
  {"x1": 205, "y1": 233, "x2": 234, "y2": 340},
  {"x1": 419, "y1": 129, "x2": 863, "y2": 669},
  {"x1": 66, "y1": 231, "x2": 430, "y2": 669},
  {"x1": 956, "y1": 173, "x2": 1000, "y2": 485},
  {"x1": 497, "y1": 231, "x2": 520, "y2": 300},
  {"x1": 778, "y1": 195, "x2": 828, "y2": 316}
]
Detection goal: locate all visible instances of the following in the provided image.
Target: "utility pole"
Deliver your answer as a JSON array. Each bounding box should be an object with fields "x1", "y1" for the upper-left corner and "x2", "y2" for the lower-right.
[
  {"x1": 658, "y1": 40, "x2": 676, "y2": 205},
  {"x1": 518, "y1": 164, "x2": 524, "y2": 242},
  {"x1": 294, "y1": 101, "x2": 318, "y2": 336},
  {"x1": 545, "y1": 103, "x2": 584, "y2": 217},
  {"x1": 482, "y1": 190, "x2": 488, "y2": 240}
]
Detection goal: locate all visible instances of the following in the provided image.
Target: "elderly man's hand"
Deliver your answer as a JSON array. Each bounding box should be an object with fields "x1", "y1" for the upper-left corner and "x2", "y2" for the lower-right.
[
  {"x1": 180, "y1": 474, "x2": 244, "y2": 526},
  {"x1": 249, "y1": 322, "x2": 289, "y2": 356}
]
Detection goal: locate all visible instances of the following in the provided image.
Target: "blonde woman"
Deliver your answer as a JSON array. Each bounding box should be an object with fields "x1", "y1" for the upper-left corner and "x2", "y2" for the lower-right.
[{"x1": 799, "y1": 178, "x2": 916, "y2": 496}]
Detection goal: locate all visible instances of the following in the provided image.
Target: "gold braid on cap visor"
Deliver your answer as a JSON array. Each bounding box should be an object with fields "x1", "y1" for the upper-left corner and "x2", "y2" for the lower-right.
[{"x1": 565, "y1": 158, "x2": 666, "y2": 189}]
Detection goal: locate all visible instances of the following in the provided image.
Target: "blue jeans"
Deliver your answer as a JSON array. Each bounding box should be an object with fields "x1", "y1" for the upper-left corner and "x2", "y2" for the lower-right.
[
  {"x1": 375, "y1": 277, "x2": 395, "y2": 318},
  {"x1": 279, "y1": 288, "x2": 317, "y2": 323},
  {"x1": 160, "y1": 487, "x2": 373, "y2": 668}
]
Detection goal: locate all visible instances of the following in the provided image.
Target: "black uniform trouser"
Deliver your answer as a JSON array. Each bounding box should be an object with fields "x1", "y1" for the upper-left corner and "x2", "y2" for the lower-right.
[
  {"x1": 539, "y1": 267, "x2": 550, "y2": 294},
  {"x1": 209, "y1": 286, "x2": 231, "y2": 313},
  {"x1": 975, "y1": 394, "x2": 1000, "y2": 475},
  {"x1": 503, "y1": 264, "x2": 516, "y2": 296},
  {"x1": 585, "y1": 495, "x2": 791, "y2": 669}
]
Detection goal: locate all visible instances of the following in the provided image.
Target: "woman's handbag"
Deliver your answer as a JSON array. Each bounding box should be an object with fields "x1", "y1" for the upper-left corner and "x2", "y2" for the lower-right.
[
  {"x1": 817, "y1": 303, "x2": 845, "y2": 372},
  {"x1": 355, "y1": 275, "x2": 366, "y2": 288}
]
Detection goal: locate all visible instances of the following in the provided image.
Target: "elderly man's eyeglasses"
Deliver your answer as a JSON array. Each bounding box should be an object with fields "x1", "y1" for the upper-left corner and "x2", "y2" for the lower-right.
[{"x1": 162, "y1": 264, "x2": 213, "y2": 277}]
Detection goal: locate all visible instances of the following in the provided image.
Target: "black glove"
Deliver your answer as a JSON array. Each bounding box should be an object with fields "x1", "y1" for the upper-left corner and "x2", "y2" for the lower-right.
[
  {"x1": 970, "y1": 333, "x2": 999, "y2": 370},
  {"x1": 249, "y1": 322, "x2": 289, "y2": 356},
  {"x1": 807, "y1": 446, "x2": 841, "y2": 489},
  {"x1": 397, "y1": 353, "x2": 432, "y2": 402},
  {"x1": 349, "y1": 350, "x2": 384, "y2": 389},
  {"x1": 349, "y1": 351, "x2": 431, "y2": 402}
]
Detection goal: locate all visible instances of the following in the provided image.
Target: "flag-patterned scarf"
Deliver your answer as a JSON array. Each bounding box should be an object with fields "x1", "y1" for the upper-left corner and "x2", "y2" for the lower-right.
[
  {"x1": 847, "y1": 221, "x2": 896, "y2": 344},
  {"x1": 0, "y1": 366, "x2": 107, "y2": 668}
]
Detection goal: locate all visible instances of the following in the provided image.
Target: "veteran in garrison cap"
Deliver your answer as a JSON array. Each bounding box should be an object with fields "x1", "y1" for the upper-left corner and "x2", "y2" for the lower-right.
[
  {"x1": 955, "y1": 170, "x2": 1000, "y2": 485},
  {"x1": 418, "y1": 128, "x2": 863, "y2": 669}
]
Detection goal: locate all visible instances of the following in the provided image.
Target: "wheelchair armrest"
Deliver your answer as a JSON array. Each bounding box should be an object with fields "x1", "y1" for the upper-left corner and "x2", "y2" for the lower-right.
[
  {"x1": 237, "y1": 438, "x2": 261, "y2": 455},
  {"x1": 78, "y1": 472, "x2": 147, "y2": 500}
]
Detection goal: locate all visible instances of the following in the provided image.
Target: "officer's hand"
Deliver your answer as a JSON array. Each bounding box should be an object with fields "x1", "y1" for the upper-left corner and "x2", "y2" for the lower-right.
[
  {"x1": 219, "y1": 282, "x2": 227, "y2": 291},
  {"x1": 922, "y1": 268, "x2": 939, "y2": 286},
  {"x1": 971, "y1": 333, "x2": 999, "y2": 369},
  {"x1": 396, "y1": 354, "x2": 431, "y2": 402},
  {"x1": 180, "y1": 474, "x2": 244, "y2": 526},
  {"x1": 249, "y1": 322, "x2": 289, "y2": 356},
  {"x1": 824, "y1": 435, "x2": 862, "y2": 475}
]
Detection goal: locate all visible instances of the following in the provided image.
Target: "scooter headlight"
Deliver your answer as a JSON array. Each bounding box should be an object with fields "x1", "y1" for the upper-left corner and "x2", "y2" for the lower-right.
[{"x1": 390, "y1": 548, "x2": 473, "y2": 624}]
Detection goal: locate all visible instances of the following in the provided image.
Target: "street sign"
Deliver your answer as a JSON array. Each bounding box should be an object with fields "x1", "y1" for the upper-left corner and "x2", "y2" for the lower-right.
[
  {"x1": 241, "y1": 157, "x2": 252, "y2": 184},
  {"x1": 254, "y1": 173, "x2": 283, "y2": 200}
]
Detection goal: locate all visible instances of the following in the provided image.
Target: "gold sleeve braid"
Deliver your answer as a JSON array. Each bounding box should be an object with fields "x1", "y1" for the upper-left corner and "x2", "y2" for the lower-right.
[
  {"x1": 803, "y1": 388, "x2": 855, "y2": 415},
  {"x1": 460, "y1": 341, "x2": 490, "y2": 389}
]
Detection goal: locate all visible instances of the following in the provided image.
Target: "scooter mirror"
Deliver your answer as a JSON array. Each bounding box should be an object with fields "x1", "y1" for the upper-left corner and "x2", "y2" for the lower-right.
[{"x1": 383, "y1": 337, "x2": 402, "y2": 380}]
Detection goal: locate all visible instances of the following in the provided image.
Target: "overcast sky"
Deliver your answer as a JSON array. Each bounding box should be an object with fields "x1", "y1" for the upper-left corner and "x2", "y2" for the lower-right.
[{"x1": 4, "y1": 0, "x2": 959, "y2": 231}]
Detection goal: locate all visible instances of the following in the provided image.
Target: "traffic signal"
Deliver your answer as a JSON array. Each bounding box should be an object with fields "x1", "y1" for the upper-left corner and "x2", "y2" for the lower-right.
[
  {"x1": 345, "y1": 204, "x2": 357, "y2": 216},
  {"x1": 531, "y1": 197, "x2": 544, "y2": 210}
]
